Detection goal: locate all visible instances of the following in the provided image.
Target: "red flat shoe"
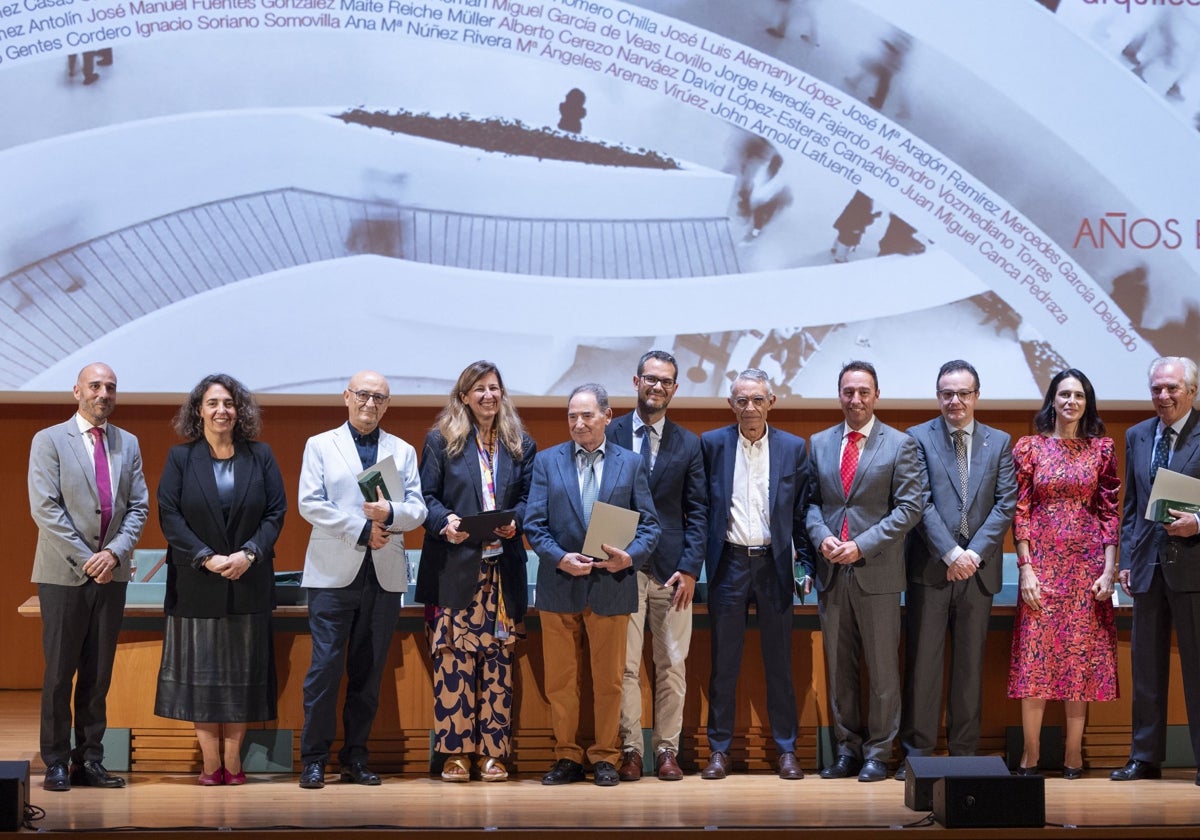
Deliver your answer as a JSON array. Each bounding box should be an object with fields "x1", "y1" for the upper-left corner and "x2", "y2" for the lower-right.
[{"x1": 198, "y1": 768, "x2": 225, "y2": 786}]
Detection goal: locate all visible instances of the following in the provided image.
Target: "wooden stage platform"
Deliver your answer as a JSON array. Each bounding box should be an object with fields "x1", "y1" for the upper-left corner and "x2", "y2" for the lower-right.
[{"x1": 3, "y1": 692, "x2": 1199, "y2": 839}]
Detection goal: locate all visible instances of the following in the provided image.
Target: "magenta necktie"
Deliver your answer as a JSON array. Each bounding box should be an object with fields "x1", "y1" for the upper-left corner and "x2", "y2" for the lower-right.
[{"x1": 90, "y1": 426, "x2": 113, "y2": 541}]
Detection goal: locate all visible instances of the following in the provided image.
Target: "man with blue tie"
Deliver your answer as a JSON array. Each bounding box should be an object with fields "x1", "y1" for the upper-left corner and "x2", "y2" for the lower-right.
[
  {"x1": 608, "y1": 351, "x2": 707, "y2": 782},
  {"x1": 28, "y1": 363, "x2": 149, "y2": 791},
  {"x1": 296, "y1": 370, "x2": 427, "y2": 789},
  {"x1": 897, "y1": 360, "x2": 1015, "y2": 780},
  {"x1": 806, "y1": 360, "x2": 925, "y2": 782},
  {"x1": 699, "y1": 368, "x2": 813, "y2": 781},
  {"x1": 1113, "y1": 356, "x2": 1200, "y2": 785},
  {"x1": 524, "y1": 383, "x2": 660, "y2": 786}
]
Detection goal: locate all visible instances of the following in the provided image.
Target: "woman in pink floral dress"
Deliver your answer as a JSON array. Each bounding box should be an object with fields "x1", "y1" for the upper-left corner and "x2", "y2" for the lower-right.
[{"x1": 1008, "y1": 368, "x2": 1120, "y2": 779}]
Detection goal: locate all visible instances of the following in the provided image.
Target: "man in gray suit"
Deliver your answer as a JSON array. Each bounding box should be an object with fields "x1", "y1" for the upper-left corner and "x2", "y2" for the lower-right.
[
  {"x1": 524, "y1": 383, "x2": 660, "y2": 787},
  {"x1": 296, "y1": 370, "x2": 427, "y2": 789},
  {"x1": 28, "y1": 363, "x2": 148, "y2": 792},
  {"x1": 1113, "y1": 356, "x2": 1200, "y2": 784},
  {"x1": 897, "y1": 360, "x2": 1015, "y2": 780},
  {"x1": 806, "y1": 360, "x2": 925, "y2": 782}
]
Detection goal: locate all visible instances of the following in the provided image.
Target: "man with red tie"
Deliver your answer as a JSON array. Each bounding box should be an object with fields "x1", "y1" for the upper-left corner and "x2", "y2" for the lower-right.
[
  {"x1": 28, "y1": 363, "x2": 149, "y2": 791},
  {"x1": 805, "y1": 361, "x2": 925, "y2": 782}
]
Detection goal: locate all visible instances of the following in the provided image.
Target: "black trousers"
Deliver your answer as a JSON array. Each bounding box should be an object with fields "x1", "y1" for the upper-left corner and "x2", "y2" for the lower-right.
[{"x1": 38, "y1": 580, "x2": 127, "y2": 767}]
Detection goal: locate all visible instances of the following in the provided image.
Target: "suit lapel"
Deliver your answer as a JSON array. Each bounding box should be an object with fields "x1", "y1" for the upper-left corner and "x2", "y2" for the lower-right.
[
  {"x1": 767, "y1": 427, "x2": 782, "y2": 508},
  {"x1": 105, "y1": 427, "x2": 125, "y2": 501},
  {"x1": 848, "y1": 424, "x2": 882, "y2": 499},
  {"x1": 557, "y1": 444, "x2": 587, "y2": 524},
  {"x1": 931, "y1": 421, "x2": 961, "y2": 499},
  {"x1": 598, "y1": 445, "x2": 621, "y2": 500},
  {"x1": 67, "y1": 423, "x2": 100, "y2": 498},
  {"x1": 188, "y1": 442, "x2": 227, "y2": 531},
  {"x1": 334, "y1": 426, "x2": 362, "y2": 475},
  {"x1": 964, "y1": 424, "x2": 989, "y2": 506},
  {"x1": 1170, "y1": 410, "x2": 1200, "y2": 473},
  {"x1": 490, "y1": 441, "x2": 509, "y2": 509}
]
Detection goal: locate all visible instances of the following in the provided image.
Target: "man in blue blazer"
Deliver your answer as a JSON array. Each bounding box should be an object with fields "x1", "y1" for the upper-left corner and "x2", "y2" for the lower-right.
[
  {"x1": 699, "y1": 368, "x2": 813, "y2": 782},
  {"x1": 28, "y1": 363, "x2": 149, "y2": 792},
  {"x1": 1114, "y1": 356, "x2": 1200, "y2": 784},
  {"x1": 806, "y1": 360, "x2": 925, "y2": 782},
  {"x1": 296, "y1": 370, "x2": 427, "y2": 789},
  {"x1": 607, "y1": 351, "x2": 707, "y2": 782},
  {"x1": 898, "y1": 360, "x2": 1015, "y2": 780},
  {"x1": 525, "y1": 383, "x2": 660, "y2": 787}
]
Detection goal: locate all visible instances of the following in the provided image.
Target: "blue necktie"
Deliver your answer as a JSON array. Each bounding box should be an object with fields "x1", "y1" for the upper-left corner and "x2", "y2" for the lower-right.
[{"x1": 1151, "y1": 426, "x2": 1174, "y2": 481}]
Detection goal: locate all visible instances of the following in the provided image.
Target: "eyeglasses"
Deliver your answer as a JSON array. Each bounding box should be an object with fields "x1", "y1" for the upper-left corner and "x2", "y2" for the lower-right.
[
  {"x1": 937, "y1": 389, "x2": 978, "y2": 402},
  {"x1": 732, "y1": 395, "x2": 770, "y2": 409},
  {"x1": 640, "y1": 374, "x2": 677, "y2": 388},
  {"x1": 350, "y1": 390, "x2": 390, "y2": 405}
]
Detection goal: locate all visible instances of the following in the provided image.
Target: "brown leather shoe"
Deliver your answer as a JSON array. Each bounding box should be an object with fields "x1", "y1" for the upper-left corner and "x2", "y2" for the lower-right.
[
  {"x1": 618, "y1": 750, "x2": 642, "y2": 781},
  {"x1": 701, "y1": 750, "x2": 728, "y2": 780},
  {"x1": 656, "y1": 750, "x2": 683, "y2": 781},
  {"x1": 777, "y1": 751, "x2": 803, "y2": 780}
]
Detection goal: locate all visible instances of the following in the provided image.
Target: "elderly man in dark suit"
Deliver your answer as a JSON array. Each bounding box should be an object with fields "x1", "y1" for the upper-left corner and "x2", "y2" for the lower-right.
[
  {"x1": 897, "y1": 360, "x2": 1015, "y2": 781},
  {"x1": 699, "y1": 368, "x2": 813, "y2": 782},
  {"x1": 28, "y1": 363, "x2": 149, "y2": 792},
  {"x1": 807, "y1": 360, "x2": 925, "y2": 782},
  {"x1": 525, "y1": 383, "x2": 660, "y2": 787},
  {"x1": 607, "y1": 351, "x2": 707, "y2": 782},
  {"x1": 1113, "y1": 356, "x2": 1200, "y2": 785}
]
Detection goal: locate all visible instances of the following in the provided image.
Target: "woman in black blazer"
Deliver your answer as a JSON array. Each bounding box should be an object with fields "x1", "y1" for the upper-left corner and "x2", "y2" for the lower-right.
[
  {"x1": 154, "y1": 374, "x2": 286, "y2": 785},
  {"x1": 417, "y1": 361, "x2": 536, "y2": 782}
]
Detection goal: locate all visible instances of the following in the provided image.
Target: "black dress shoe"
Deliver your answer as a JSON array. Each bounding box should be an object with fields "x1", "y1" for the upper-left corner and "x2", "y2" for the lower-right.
[
  {"x1": 43, "y1": 763, "x2": 70, "y2": 792},
  {"x1": 700, "y1": 751, "x2": 728, "y2": 780},
  {"x1": 858, "y1": 759, "x2": 887, "y2": 782},
  {"x1": 541, "y1": 758, "x2": 585, "y2": 785},
  {"x1": 777, "y1": 752, "x2": 803, "y2": 780},
  {"x1": 298, "y1": 761, "x2": 326, "y2": 789},
  {"x1": 340, "y1": 762, "x2": 381, "y2": 785},
  {"x1": 592, "y1": 761, "x2": 620, "y2": 787},
  {"x1": 819, "y1": 755, "x2": 862, "y2": 779},
  {"x1": 70, "y1": 760, "x2": 125, "y2": 788},
  {"x1": 1013, "y1": 765, "x2": 1041, "y2": 777},
  {"x1": 1110, "y1": 759, "x2": 1161, "y2": 781},
  {"x1": 894, "y1": 765, "x2": 907, "y2": 782},
  {"x1": 1063, "y1": 766, "x2": 1083, "y2": 780}
]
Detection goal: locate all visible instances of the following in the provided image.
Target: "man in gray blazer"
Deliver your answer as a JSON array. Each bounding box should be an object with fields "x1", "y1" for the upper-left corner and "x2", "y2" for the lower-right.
[
  {"x1": 1113, "y1": 356, "x2": 1200, "y2": 784},
  {"x1": 897, "y1": 360, "x2": 1015, "y2": 780},
  {"x1": 297, "y1": 370, "x2": 427, "y2": 789},
  {"x1": 806, "y1": 360, "x2": 925, "y2": 782},
  {"x1": 28, "y1": 363, "x2": 148, "y2": 792},
  {"x1": 525, "y1": 383, "x2": 660, "y2": 787}
]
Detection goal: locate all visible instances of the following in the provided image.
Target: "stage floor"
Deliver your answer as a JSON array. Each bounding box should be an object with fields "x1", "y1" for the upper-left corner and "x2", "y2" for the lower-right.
[{"x1": 4, "y1": 691, "x2": 1199, "y2": 839}]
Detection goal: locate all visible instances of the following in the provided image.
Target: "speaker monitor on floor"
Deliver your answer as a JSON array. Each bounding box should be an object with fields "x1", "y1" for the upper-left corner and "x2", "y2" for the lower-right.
[
  {"x1": 0, "y1": 761, "x2": 29, "y2": 833},
  {"x1": 933, "y1": 774, "x2": 1045, "y2": 829},
  {"x1": 903, "y1": 755, "x2": 1011, "y2": 811}
]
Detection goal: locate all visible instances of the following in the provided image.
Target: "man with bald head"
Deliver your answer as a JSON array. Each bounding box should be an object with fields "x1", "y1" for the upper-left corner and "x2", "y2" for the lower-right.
[
  {"x1": 297, "y1": 371, "x2": 427, "y2": 789},
  {"x1": 1114, "y1": 356, "x2": 1200, "y2": 785},
  {"x1": 29, "y1": 363, "x2": 149, "y2": 791}
]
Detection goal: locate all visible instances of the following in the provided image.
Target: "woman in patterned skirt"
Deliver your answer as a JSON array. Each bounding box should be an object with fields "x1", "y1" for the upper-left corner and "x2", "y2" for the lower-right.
[
  {"x1": 416, "y1": 361, "x2": 537, "y2": 782},
  {"x1": 1008, "y1": 368, "x2": 1120, "y2": 779}
]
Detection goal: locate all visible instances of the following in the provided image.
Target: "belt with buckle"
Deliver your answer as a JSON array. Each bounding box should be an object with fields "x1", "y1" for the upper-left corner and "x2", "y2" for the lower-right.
[{"x1": 725, "y1": 542, "x2": 769, "y2": 558}]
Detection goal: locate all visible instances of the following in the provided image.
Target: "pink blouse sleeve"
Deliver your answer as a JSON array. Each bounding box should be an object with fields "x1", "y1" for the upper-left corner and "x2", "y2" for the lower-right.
[
  {"x1": 1096, "y1": 437, "x2": 1121, "y2": 547},
  {"x1": 1012, "y1": 435, "x2": 1035, "y2": 543}
]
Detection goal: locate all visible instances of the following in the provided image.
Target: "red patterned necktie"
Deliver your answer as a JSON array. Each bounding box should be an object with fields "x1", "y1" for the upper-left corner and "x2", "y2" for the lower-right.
[
  {"x1": 90, "y1": 426, "x2": 113, "y2": 541},
  {"x1": 839, "y1": 430, "x2": 863, "y2": 540}
]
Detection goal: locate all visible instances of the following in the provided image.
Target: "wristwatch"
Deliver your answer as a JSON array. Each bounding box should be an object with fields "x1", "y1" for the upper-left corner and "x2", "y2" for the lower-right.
[{"x1": 244, "y1": 549, "x2": 257, "y2": 564}]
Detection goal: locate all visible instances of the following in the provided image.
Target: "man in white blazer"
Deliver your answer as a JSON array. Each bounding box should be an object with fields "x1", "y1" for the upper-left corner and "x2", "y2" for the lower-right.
[
  {"x1": 297, "y1": 370, "x2": 426, "y2": 789},
  {"x1": 28, "y1": 363, "x2": 148, "y2": 792}
]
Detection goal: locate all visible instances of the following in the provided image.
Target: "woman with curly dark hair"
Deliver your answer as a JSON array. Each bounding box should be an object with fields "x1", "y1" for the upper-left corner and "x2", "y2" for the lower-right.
[
  {"x1": 1008, "y1": 368, "x2": 1120, "y2": 779},
  {"x1": 154, "y1": 374, "x2": 287, "y2": 785}
]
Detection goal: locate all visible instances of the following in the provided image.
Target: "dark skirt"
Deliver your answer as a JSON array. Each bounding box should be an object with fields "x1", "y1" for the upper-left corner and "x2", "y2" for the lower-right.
[{"x1": 154, "y1": 612, "x2": 277, "y2": 723}]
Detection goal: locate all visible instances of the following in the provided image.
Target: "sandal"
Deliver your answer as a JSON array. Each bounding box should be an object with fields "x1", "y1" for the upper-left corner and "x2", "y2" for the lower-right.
[
  {"x1": 479, "y1": 756, "x2": 508, "y2": 782},
  {"x1": 441, "y1": 755, "x2": 470, "y2": 782}
]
